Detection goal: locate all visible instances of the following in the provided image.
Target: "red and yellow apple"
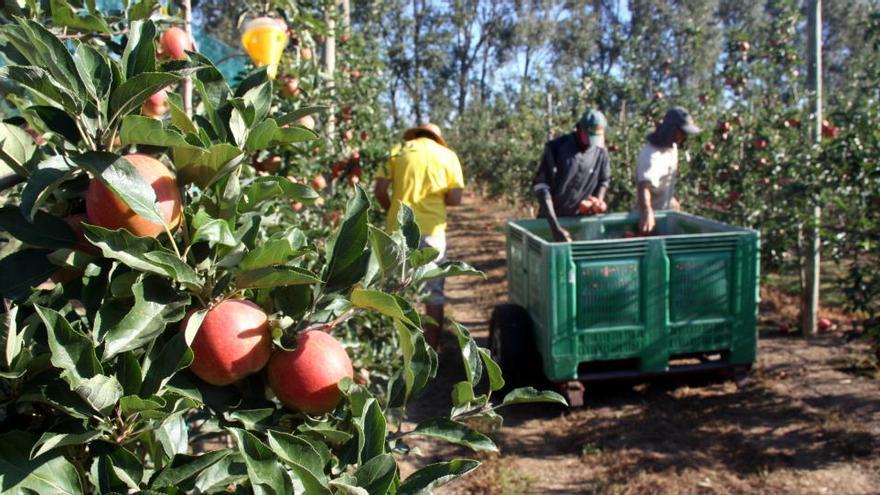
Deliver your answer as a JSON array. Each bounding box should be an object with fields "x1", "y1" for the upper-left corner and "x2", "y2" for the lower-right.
[
  {"x1": 85, "y1": 154, "x2": 182, "y2": 238},
  {"x1": 267, "y1": 331, "x2": 353, "y2": 414},
  {"x1": 187, "y1": 300, "x2": 272, "y2": 386}
]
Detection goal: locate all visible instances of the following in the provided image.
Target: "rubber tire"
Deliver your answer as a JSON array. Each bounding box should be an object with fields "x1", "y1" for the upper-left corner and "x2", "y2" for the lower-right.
[{"x1": 489, "y1": 304, "x2": 542, "y2": 391}]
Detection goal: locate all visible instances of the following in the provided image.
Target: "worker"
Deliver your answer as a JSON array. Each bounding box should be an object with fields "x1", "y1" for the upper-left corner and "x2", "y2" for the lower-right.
[
  {"x1": 636, "y1": 106, "x2": 701, "y2": 234},
  {"x1": 374, "y1": 123, "x2": 465, "y2": 348},
  {"x1": 533, "y1": 109, "x2": 612, "y2": 242}
]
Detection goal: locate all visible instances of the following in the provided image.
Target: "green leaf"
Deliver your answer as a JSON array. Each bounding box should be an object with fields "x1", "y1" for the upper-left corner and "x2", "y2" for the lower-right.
[
  {"x1": 266, "y1": 431, "x2": 331, "y2": 494},
  {"x1": 31, "y1": 430, "x2": 103, "y2": 460},
  {"x1": 140, "y1": 332, "x2": 193, "y2": 396},
  {"x1": 451, "y1": 322, "x2": 482, "y2": 387},
  {"x1": 0, "y1": 431, "x2": 84, "y2": 495},
  {"x1": 0, "y1": 122, "x2": 37, "y2": 176},
  {"x1": 451, "y1": 381, "x2": 475, "y2": 407},
  {"x1": 74, "y1": 374, "x2": 123, "y2": 414},
  {"x1": 0, "y1": 206, "x2": 77, "y2": 249},
  {"x1": 50, "y1": 0, "x2": 111, "y2": 33},
  {"x1": 275, "y1": 106, "x2": 328, "y2": 127},
  {"x1": 34, "y1": 305, "x2": 102, "y2": 383},
  {"x1": 397, "y1": 459, "x2": 480, "y2": 495},
  {"x1": 173, "y1": 143, "x2": 242, "y2": 188},
  {"x1": 411, "y1": 418, "x2": 497, "y2": 453},
  {"x1": 330, "y1": 481, "x2": 369, "y2": 495},
  {"x1": 29, "y1": 105, "x2": 82, "y2": 144},
  {"x1": 500, "y1": 387, "x2": 568, "y2": 407},
  {"x1": 90, "y1": 443, "x2": 143, "y2": 492},
  {"x1": 119, "y1": 395, "x2": 164, "y2": 414},
  {"x1": 193, "y1": 452, "x2": 248, "y2": 493},
  {"x1": 229, "y1": 428, "x2": 291, "y2": 495},
  {"x1": 234, "y1": 266, "x2": 322, "y2": 289},
  {"x1": 226, "y1": 409, "x2": 274, "y2": 430},
  {"x1": 121, "y1": 20, "x2": 157, "y2": 78},
  {"x1": 82, "y1": 225, "x2": 199, "y2": 287},
  {"x1": 239, "y1": 239, "x2": 302, "y2": 270},
  {"x1": 150, "y1": 450, "x2": 232, "y2": 491},
  {"x1": 393, "y1": 320, "x2": 437, "y2": 405},
  {"x1": 357, "y1": 399, "x2": 386, "y2": 463},
  {"x1": 157, "y1": 413, "x2": 188, "y2": 458},
  {"x1": 354, "y1": 454, "x2": 398, "y2": 495},
  {"x1": 239, "y1": 176, "x2": 319, "y2": 210},
  {"x1": 120, "y1": 115, "x2": 201, "y2": 149},
  {"x1": 365, "y1": 226, "x2": 405, "y2": 285},
  {"x1": 168, "y1": 98, "x2": 198, "y2": 135},
  {"x1": 350, "y1": 289, "x2": 418, "y2": 328},
  {"x1": 20, "y1": 156, "x2": 75, "y2": 221},
  {"x1": 415, "y1": 261, "x2": 484, "y2": 282},
  {"x1": 109, "y1": 72, "x2": 182, "y2": 124},
  {"x1": 324, "y1": 186, "x2": 371, "y2": 292},
  {"x1": 2, "y1": 304, "x2": 20, "y2": 369},
  {"x1": 0, "y1": 66, "x2": 81, "y2": 114},
  {"x1": 272, "y1": 285, "x2": 313, "y2": 320},
  {"x1": 0, "y1": 250, "x2": 58, "y2": 301},
  {"x1": 143, "y1": 251, "x2": 203, "y2": 289},
  {"x1": 100, "y1": 277, "x2": 190, "y2": 359},
  {"x1": 241, "y1": 82, "x2": 273, "y2": 125},
  {"x1": 478, "y1": 348, "x2": 505, "y2": 392},
  {"x1": 1, "y1": 19, "x2": 88, "y2": 101},
  {"x1": 73, "y1": 152, "x2": 165, "y2": 226},
  {"x1": 191, "y1": 219, "x2": 237, "y2": 247},
  {"x1": 74, "y1": 43, "x2": 113, "y2": 101},
  {"x1": 49, "y1": 0, "x2": 108, "y2": 32},
  {"x1": 117, "y1": 352, "x2": 143, "y2": 396},
  {"x1": 397, "y1": 204, "x2": 420, "y2": 250},
  {"x1": 245, "y1": 118, "x2": 318, "y2": 151}
]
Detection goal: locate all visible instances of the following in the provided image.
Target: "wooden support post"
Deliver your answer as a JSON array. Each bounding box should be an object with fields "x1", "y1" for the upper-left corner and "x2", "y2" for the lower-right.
[{"x1": 182, "y1": 0, "x2": 194, "y2": 118}]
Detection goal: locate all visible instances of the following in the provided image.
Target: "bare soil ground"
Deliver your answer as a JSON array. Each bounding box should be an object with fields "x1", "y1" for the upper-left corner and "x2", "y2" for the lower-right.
[{"x1": 399, "y1": 192, "x2": 880, "y2": 495}]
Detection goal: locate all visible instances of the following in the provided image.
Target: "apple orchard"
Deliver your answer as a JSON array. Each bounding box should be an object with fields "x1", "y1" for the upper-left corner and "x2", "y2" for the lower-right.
[{"x1": 0, "y1": 2, "x2": 564, "y2": 494}]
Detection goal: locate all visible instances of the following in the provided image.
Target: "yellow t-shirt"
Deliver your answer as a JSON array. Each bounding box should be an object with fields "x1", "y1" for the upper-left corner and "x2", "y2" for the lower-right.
[{"x1": 377, "y1": 138, "x2": 465, "y2": 237}]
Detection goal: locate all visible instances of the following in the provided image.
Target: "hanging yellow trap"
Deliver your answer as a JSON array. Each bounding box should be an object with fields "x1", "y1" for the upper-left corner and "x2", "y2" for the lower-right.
[{"x1": 241, "y1": 17, "x2": 288, "y2": 80}]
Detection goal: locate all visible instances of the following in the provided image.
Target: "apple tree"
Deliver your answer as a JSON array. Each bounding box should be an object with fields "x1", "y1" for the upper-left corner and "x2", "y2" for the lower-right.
[{"x1": 0, "y1": 7, "x2": 564, "y2": 495}]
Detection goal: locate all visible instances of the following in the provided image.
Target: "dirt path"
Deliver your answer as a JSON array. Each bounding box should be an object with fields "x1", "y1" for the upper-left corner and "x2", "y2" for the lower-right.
[{"x1": 401, "y1": 192, "x2": 880, "y2": 495}]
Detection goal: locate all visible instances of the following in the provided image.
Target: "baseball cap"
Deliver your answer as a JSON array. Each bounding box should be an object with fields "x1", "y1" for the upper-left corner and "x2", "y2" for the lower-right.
[
  {"x1": 578, "y1": 109, "x2": 608, "y2": 147},
  {"x1": 663, "y1": 107, "x2": 701, "y2": 135}
]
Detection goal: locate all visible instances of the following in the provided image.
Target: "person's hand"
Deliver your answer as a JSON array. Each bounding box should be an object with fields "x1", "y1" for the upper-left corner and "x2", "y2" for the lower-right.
[
  {"x1": 552, "y1": 226, "x2": 573, "y2": 243},
  {"x1": 639, "y1": 209, "x2": 656, "y2": 234},
  {"x1": 670, "y1": 197, "x2": 681, "y2": 211}
]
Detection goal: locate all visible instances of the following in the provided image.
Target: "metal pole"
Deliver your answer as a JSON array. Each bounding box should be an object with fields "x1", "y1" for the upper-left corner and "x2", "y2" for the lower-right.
[
  {"x1": 802, "y1": 0, "x2": 822, "y2": 336},
  {"x1": 182, "y1": 0, "x2": 194, "y2": 118},
  {"x1": 324, "y1": 4, "x2": 337, "y2": 139}
]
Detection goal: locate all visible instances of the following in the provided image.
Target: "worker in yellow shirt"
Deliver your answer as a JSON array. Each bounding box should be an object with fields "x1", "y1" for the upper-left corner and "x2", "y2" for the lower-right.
[{"x1": 374, "y1": 123, "x2": 465, "y2": 348}]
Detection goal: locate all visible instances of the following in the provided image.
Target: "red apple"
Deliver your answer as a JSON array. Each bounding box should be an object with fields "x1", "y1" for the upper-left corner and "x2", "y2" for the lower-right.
[
  {"x1": 280, "y1": 78, "x2": 300, "y2": 97},
  {"x1": 738, "y1": 41, "x2": 751, "y2": 52},
  {"x1": 267, "y1": 331, "x2": 353, "y2": 414},
  {"x1": 300, "y1": 47, "x2": 313, "y2": 61},
  {"x1": 704, "y1": 142, "x2": 716, "y2": 153},
  {"x1": 255, "y1": 155, "x2": 282, "y2": 173},
  {"x1": 63, "y1": 214, "x2": 100, "y2": 255},
  {"x1": 160, "y1": 27, "x2": 191, "y2": 61},
  {"x1": 818, "y1": 318, "x2": 834, "y2": 332},
  {"x1": 728, "y1": 191, "x2": 740, "y2": 202},
  {"x1": 141, "y1": 89, "x2": 169, "y2": 118},
  {"x1": 297, "y1": 115, "x2": 316, "y2": 130},
  {"x1": 699, "y1": 94, "x2": 710, "y2": 104},
  {"x1": 339, "y1": 33, "x2": 350, "y2": 44},
  {"x1": 187, "y1": 300, "x2": 272, "y2": 386},
  {"x1": 718, "y1": 121, "x2": 732, "y2": 132},
  {"x1": 342, "y1": 129, "x2": 354, "y2": 141},
  {"x1": 311, "y1": 174, "x2": 327, "y2": 190},
  {"x1": 753, "y1": 138, "x2": 769, "y2": 150},
  {"x1": 350, "y1": 68, "x2": 361, "y2": 80},
  {"x1": 86, "y1": 154, "x2": 182, "y2": 238},
  {"x1": 359, "y1": 131, "x2": 369, "y2": 141}
]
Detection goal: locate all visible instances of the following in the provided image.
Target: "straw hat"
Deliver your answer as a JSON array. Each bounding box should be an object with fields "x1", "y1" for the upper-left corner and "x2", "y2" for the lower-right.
[{"x1": 402, "y1": 123, "x2": 447, "y2": 147}]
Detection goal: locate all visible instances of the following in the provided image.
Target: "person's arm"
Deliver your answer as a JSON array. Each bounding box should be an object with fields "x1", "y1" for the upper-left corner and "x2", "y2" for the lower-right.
[
  {"x1": 637, "y1": 181, "x2": 655, "y2": 233},
  {"x1": 534, "y1": 144, "x2": 570, "y2": 242},
  {"x1": 592, "y1": 150, "x2": 611, "y2": 212},
  {"x1": 445, "y1": 188, "x2": 462, "y2": 206},
  {"x1": 374, "y1": 178, "x2": 391, "y2": 210}
]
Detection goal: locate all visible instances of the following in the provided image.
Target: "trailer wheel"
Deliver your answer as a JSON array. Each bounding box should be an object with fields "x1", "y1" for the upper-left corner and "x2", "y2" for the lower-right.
[{"x1": 489, "y1": 304, "x2": 540, "y2": 390}]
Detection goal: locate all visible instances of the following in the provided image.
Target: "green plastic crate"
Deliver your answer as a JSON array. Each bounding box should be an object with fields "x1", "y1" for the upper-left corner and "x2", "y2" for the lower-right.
[{"x1": 505, "y1": 211, "x2": 760, "y2": 382}]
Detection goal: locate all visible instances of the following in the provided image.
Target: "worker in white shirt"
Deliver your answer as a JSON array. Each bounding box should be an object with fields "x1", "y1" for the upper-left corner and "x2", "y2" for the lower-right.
[{"x1": 636, "y1": 107, "x2": 702, "y2": 234}]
